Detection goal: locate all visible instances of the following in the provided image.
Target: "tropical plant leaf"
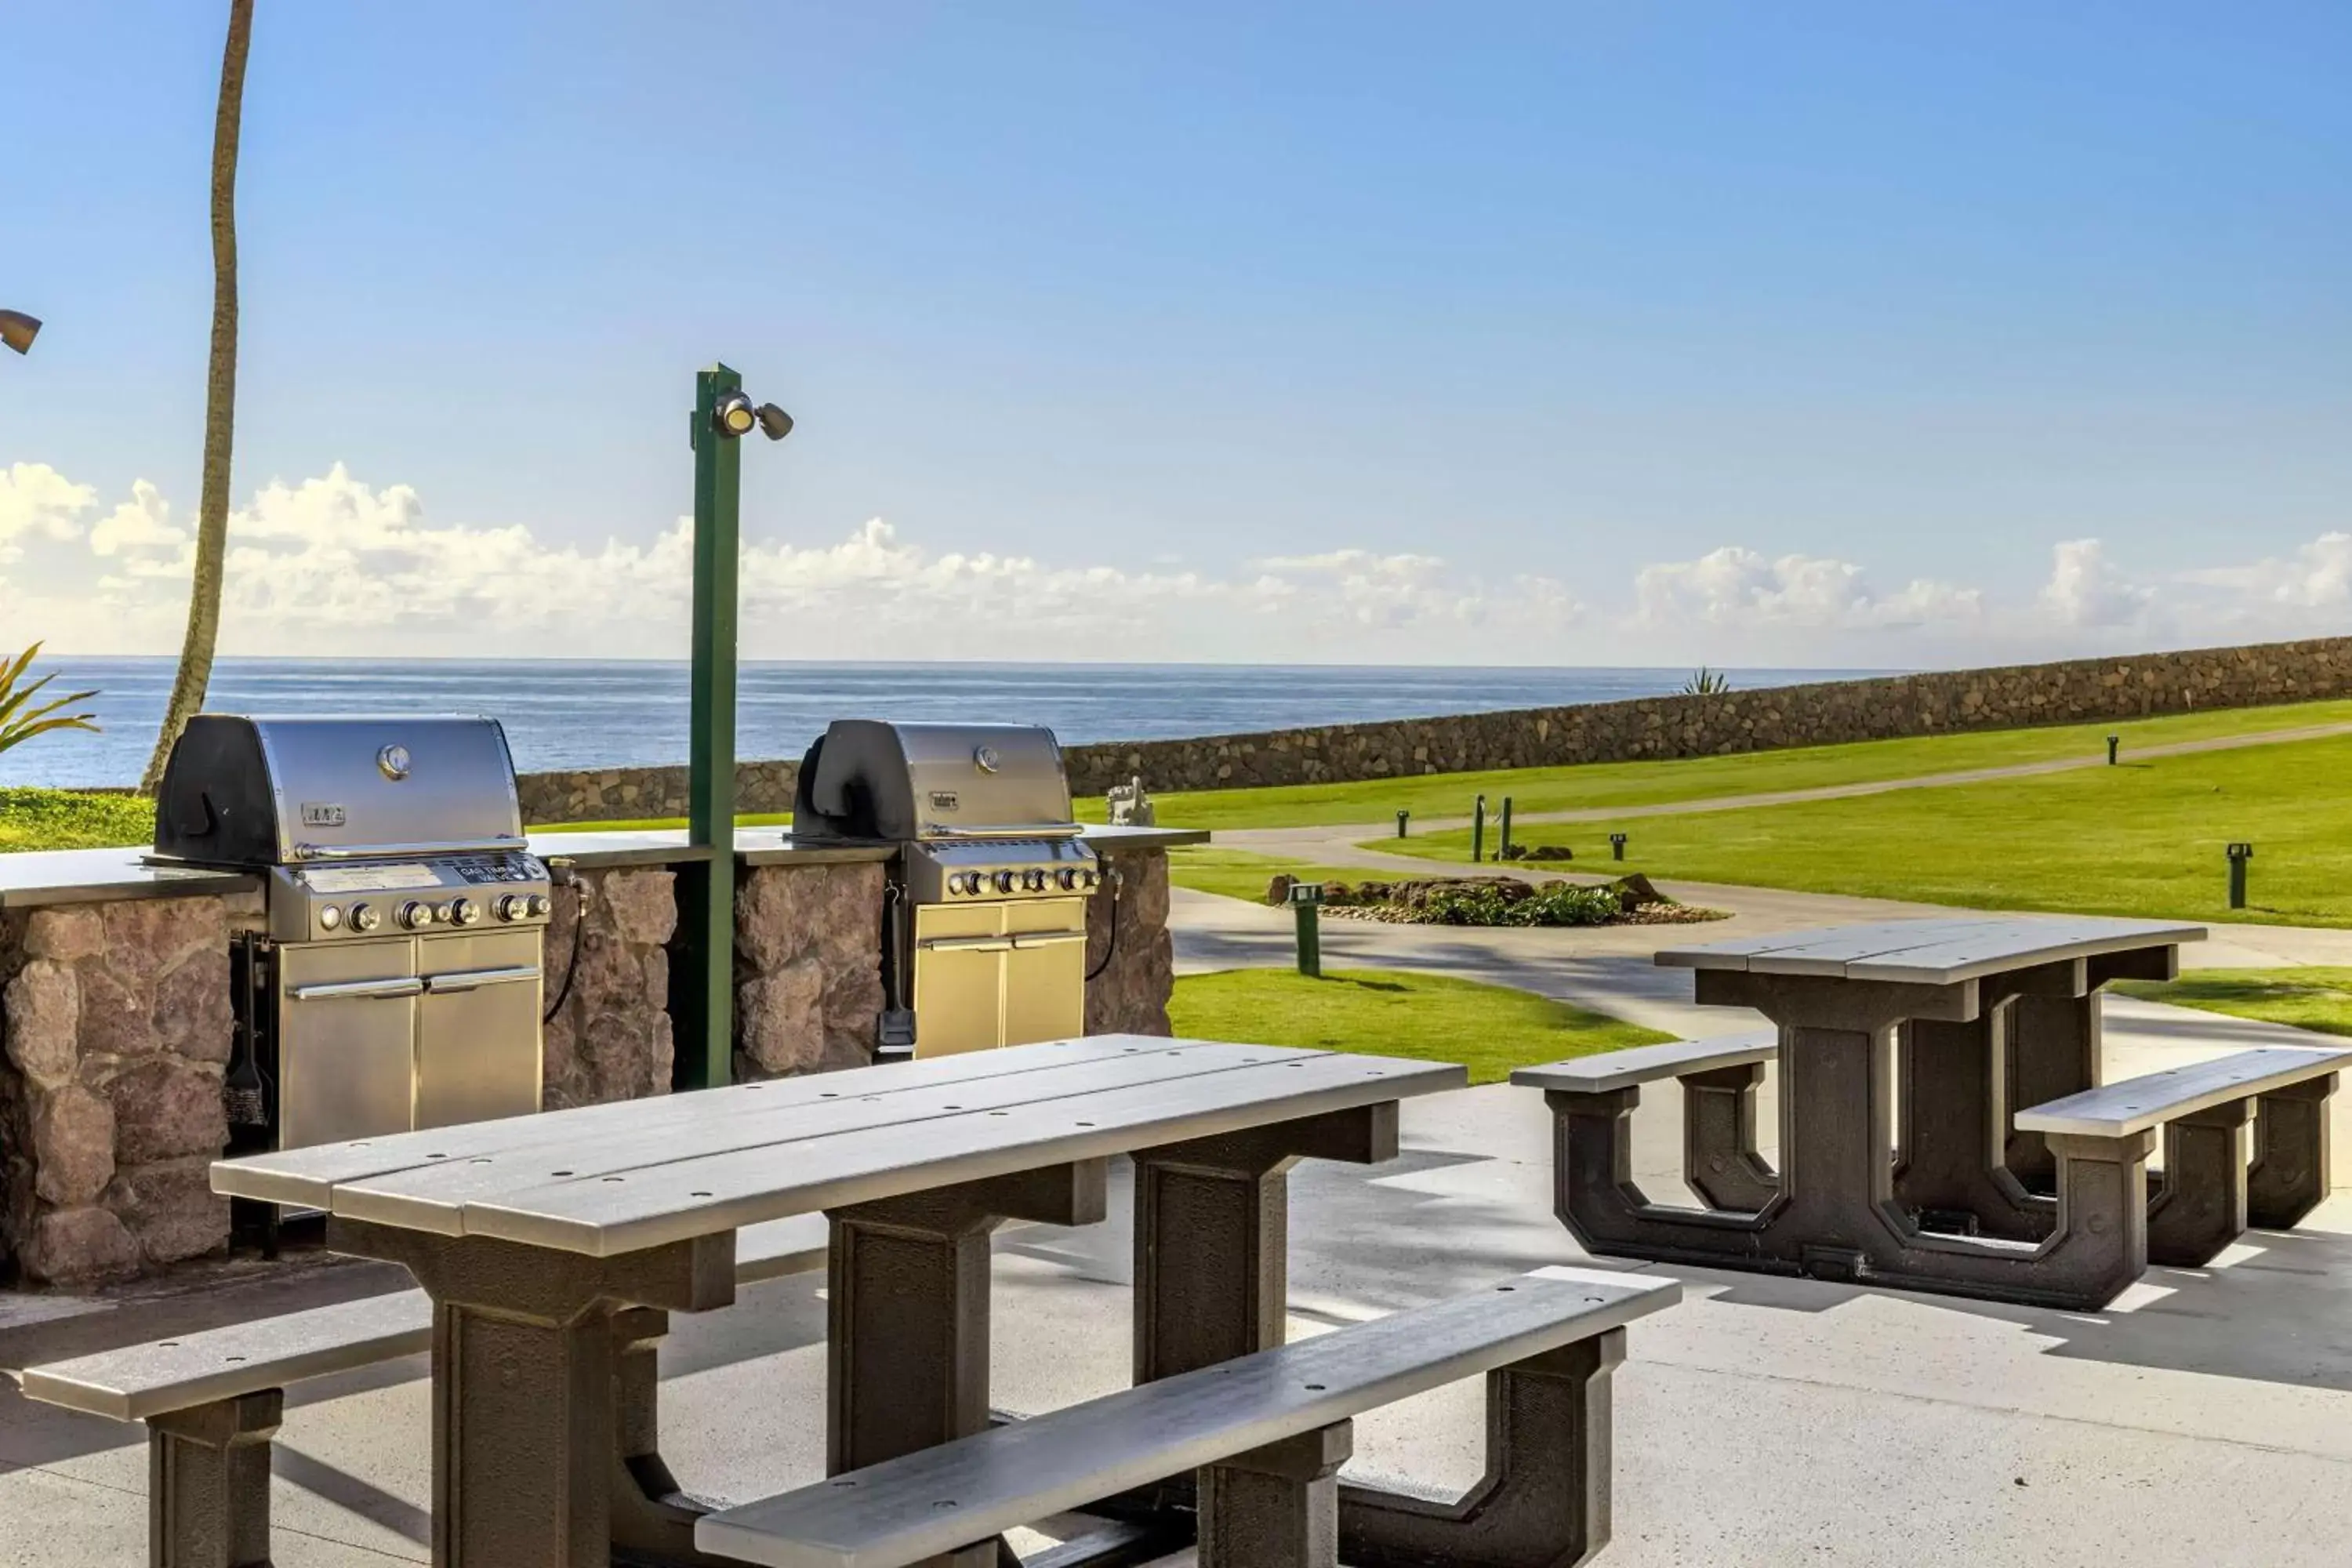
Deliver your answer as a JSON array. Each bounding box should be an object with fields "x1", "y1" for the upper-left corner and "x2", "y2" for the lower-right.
[{"x1": 0, "y1": 643, "x2": 100, "y2": 756}]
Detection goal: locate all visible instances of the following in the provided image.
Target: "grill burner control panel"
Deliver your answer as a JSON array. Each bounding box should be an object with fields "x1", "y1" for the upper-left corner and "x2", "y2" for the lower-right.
[
  {"x1": 904, "y1": 838, "x2": 1099, "y2": 905},
  {"x1": 272, "y1": 853, "x2": 554, "y2": 942}
]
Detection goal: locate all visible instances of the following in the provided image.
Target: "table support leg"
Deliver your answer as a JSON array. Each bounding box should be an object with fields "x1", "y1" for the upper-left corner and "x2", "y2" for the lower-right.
[
  {"x1": 608, "y1": 1307, "x2": 740, "y2": 1568},
  {"x1": 1131, "y1": 1105, "x2": 1397, "y2": 1383},
  {"x1": 2248, "y1": 1073, "x2": 2336, "y2": 1229},
  {"x1": 1680, "y1": 1063, "x2": 1778, "y2": 1213},
  {"x1": 1894, "y1": 1011, "x2": 2053, "y2": 1243},
  {"x1": 149, "y1": 1388, "x2": 281, "y2": 1568},
  {"x1": 1200, "y1": 1423, "x2": 1352, "y2": 1568},
  {"x1": 2147, "y1": 1098, "x2": 2254, "y2": 1267},
  {"x1": 2006, "y1": 994, "x2": 2100, "y2": 1195},
  {"x1": 1341, "y1": 1330, "x2": 1622, "y2": 1568},
  {"x1": 328, "y1": 1218, "x2": 735, "y2": 1568},
  {"x1": 828, "y1": 1161, "x2": 1105, "y2": 1475}
]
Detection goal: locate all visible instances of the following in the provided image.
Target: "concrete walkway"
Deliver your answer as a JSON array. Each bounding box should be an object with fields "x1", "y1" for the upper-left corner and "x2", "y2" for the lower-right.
[{"x1": 1216, "y1": 716, "x2": 2352, "y2": 846}]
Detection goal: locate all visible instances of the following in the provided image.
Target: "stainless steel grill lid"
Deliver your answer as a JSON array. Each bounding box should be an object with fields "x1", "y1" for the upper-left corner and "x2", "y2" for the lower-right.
[
  {"x1": 154, "y1": 714, "x2": 525, "y2": 865},
  {"x1": 793, "y1": 720, "x2": 1076, "y2": 842}
]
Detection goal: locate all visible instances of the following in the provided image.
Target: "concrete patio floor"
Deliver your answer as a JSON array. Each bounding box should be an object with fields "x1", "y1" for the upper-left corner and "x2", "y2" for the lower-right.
[
  {"x1": 7, "y1": 886, "x2": 2352, "y2": 1565},
  {"x1": 8, "y1": 1070, "x2": 2352, "y2": 1564}
]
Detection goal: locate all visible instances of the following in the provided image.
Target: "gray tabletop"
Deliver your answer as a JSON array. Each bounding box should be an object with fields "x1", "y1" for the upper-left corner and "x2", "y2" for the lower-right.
[
  {"x1": 1654, "y1": 914, "x2": 2206, "y2": 986},
  {"x1": 212, "y1": 1035, "x2": 1462, "y2": 1257}
]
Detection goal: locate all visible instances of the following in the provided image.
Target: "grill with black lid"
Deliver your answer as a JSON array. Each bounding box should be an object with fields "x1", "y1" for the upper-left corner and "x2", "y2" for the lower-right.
[
  {"x1": 152, "y1": 714, "x2": 550, "y2": 1155},
  {"x1": 794, "y1": 720, "x2": 1099, "y2": 1058}
]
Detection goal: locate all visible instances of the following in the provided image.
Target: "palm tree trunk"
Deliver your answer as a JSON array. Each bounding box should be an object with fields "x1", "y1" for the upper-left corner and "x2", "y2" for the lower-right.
[{"x1": 140, "y1": 0, "x2": 254, "y2": 795}]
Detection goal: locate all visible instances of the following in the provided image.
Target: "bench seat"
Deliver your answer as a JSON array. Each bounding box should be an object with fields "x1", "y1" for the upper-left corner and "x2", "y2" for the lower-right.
[
  {"x1": 1512, "y1": 1030, "x2": 1782, "y2": 1214},
  {"x1": 14, "y1": 1212, "x2": 830, "y2": 1423},
  {"x1": 2015, "y1": 1045, "x2": 2351, "y2": 1269},
  {"x1": 697, "y1": 1265, "x2": 1679, "y2": 1568},
  {"x1": 2012, "y1": 1045, "x2": 2352, "y2": 1139},
  {"x1": 1508, "y1": 1029, "x2": 1776, "y2": 1095}
]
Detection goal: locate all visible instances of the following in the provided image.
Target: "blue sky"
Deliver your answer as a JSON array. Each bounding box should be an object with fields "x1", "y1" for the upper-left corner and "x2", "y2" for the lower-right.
[{"x1": 2, "y1": 2, "x2": 2347, "y2": 664}]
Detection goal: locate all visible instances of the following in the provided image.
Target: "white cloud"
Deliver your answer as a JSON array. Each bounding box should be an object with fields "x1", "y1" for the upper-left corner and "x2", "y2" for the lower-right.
[
  {"x1": 2178, "y1": 532, "x2": 2352, "y2": 611},
  {"x1": 6, "y1": 463, "x2": 1586, "y2": 662},
  {"x1": 0, "y1": 462, "x2": 95, "y2": 564},
  {"x1": 1632, "y1": 546, "x2": 1981, "y2": 631},
  {"x1": 88, "y1": 480, "x2": 186, "y2": 557},
  {"x1": 2036, "y1": 537, "x2": 2154, "y2": 629}
]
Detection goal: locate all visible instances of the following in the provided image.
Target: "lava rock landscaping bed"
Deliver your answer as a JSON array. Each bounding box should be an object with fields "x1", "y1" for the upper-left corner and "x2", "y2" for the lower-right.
[{"x1": 1262, "y1": 872, "x2": 1726, "y2": 927}]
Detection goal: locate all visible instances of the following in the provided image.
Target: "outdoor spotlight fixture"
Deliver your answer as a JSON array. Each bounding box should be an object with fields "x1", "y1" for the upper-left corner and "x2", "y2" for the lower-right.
[
  {"x1": 710, "y1": 387, "x2": 795, "y2": 441},
  {"x1": 0, "y1": 310, "x2": 39, "y2": 355}
]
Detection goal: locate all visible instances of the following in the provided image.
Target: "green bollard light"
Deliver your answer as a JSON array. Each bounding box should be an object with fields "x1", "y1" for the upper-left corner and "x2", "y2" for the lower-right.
[
  {"x1": 1290, "y1": 881, "x2": 1325, "y2": 978},
  {"x1": 2107, "y1": 735, "x2": 2120, "y2": 766},
  {"x1": 2227, "y1": 842, "x2": 2252, "y2": 909},
  {"x1": 1610, "y1": 832, "x2": 1628, "y2": 862},
  {"x1": 1499, "y1": 796, "x2": 1514, "y2": 862},
  {"x1": 1396, "y1": 809, "x2": 1410, "y2": 839},
  {"x1": 1472, "y1": 795, "x2": 1486, "y2": 863}
]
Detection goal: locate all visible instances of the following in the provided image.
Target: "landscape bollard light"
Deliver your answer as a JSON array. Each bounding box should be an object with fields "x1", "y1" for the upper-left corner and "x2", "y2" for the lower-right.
[
  {"x1": 2107, "y1": 735, "x2": 2120, "y2": 766},
  {"x1": 2227, "y1": 842, "x2": 2253, "y2": 909},
  {"x1": 1610, "y1": 832, "x2": 1628, "y2": 862},
  {"x1": 1472, "y1": 795, "x2": 1486, "y2": 863},
  {"x1": 1290, "y1": 882, "x2": 1325, "y2": 978},
  {"x1": 1499, "y1": 796, "x2": 1514, "y2": 861},
  {"x1": 1396, "y1": 809, "x2": 1410, "y2": 838}
]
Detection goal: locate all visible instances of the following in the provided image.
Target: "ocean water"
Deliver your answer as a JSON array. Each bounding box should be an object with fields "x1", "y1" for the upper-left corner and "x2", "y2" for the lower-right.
[{"x1": 6, "y1": 659, "x2": 1881, "y2": 788}]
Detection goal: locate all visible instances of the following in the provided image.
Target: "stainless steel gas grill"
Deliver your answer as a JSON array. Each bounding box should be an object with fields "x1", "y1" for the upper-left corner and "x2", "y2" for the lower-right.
[
  {"x1": 793, "y1": 720, "x2": 1100, "y2": 1058},
  {"x1": 151, "y1": 715, "x2": 550, "y2": 1155}
]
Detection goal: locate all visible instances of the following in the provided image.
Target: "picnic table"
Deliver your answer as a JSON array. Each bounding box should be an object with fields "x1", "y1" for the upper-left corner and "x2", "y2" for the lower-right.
[
  {"x1": 1526, "y1": 916, "x2": 2208, "y2": 1308},
  {"x1": 209, "y1": 1034, "x2": 1464, "y2": 1568}
]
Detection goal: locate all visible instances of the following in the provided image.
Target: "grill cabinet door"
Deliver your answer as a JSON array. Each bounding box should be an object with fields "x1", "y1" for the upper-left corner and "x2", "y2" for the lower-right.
[
  {"x1": 1002, "y1": 897, "x2": 1089, "y2": 1047},
  {"x1": 275, "y1": 939, "x2": 420, "y2": 1150},
  {"x1": 912, "y1": 903, "x2": 1011, "y2": 1058},
  {"x1": 415, "y1": 928, "x2": 544, "y2": 1130}
]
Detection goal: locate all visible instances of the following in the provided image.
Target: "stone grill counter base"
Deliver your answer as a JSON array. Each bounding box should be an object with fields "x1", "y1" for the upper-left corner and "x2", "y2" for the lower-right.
[
  {"x1": 0, "y1": 895, "x2": 245, "y2": 1281},
  {"x1": 0, "y1": 847, "x2": 1180, "y2": 1285}
]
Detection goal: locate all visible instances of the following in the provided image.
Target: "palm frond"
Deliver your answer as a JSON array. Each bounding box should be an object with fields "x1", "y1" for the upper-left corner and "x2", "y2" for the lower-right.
[{"x1": 0, "y1": 644, "x2": 100, "y2": 757}]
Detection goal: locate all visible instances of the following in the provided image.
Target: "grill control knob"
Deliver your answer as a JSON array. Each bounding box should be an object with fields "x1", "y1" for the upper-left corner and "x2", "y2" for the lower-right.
[
  {"x1": 992, "y1": 870, "x2": 1018, "y2": 895},
  {"x1": 947, "y1": 873, "x2": 971, "y2": 895},
  {"x1": 349, "y1": 902, "x2": 382, "y2": 932},
  {"x1": 318, "y1": 905, "x2": 343, "y2": 931},
  {"x1": 450, "y1": 897, "x2": 482, "y2": 927},
  {"x1": 1057, "y1": 869, "x2": 1080, "y2": 891},
  {"x1": 495, "y1": 893, "x2": 530, "y2": 922},
  {"x1": 527, "y1": 893, "x2": 550, "y2": 919},
  {"x1": 397, "y1": 900, "x2": 434, "y2": 930},
  {"x1": 1022, "y1": 869, "x2": 1048, "y2": 892}
]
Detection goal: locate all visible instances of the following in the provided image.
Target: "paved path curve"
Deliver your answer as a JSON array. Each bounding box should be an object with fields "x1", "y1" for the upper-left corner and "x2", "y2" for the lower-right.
[{"x1": 1214, "y1": 718, "x2": 2352, "y2": 851}]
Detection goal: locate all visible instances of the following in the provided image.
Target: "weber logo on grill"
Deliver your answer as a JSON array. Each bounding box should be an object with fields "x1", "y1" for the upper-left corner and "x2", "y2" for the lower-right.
[
  {"x1": 928, "y1": 790, "x2": 960, "y2": 812},
  {"x1": 300, "y1": 802, "x2": 347, "y2": 828}
]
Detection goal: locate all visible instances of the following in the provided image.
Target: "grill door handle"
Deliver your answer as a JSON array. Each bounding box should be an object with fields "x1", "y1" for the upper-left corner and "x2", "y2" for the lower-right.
[
  {"x1": 288, "y1": 975, "x2": 426, "y2": 1003},
  {"x1": 919, "y1": 935, "x2": 1014, "y2": 953},
  {"x1": 423, "y1": 966, "x2": 543, "y2": 994},
  {"x1": 1010, "y1": 931, "x2": 1087, "y2": 949}
]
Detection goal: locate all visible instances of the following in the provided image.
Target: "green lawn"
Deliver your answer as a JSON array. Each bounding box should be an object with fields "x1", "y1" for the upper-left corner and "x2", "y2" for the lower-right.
[
  {"x1": 1169, "y1": 966, "x2": 1671, "y2": 1083},
  {"x1": 0, "y1": 789, "x2": 154, "y2": 851},
  {"x1": 2112, "y1": 968, "x2": 2352, "y2": 1039},
  {"x1": 1377, "y1": 731, "x2": 2352, "y2": 927},
  {"x1": 1165, "y1": 847, "x2": 1423, "y2": 903},
  {"x1": 1076, "y1": 697, "x2": 2352, "y2": 832}
]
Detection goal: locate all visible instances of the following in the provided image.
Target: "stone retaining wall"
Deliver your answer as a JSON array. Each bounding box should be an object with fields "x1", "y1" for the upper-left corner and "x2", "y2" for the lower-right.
[{"x1": 511, "y1": 636, "x2": 2352, "y2": 821}]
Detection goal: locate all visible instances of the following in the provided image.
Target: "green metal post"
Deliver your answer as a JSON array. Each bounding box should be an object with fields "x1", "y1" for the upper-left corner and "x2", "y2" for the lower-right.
[
  {"x1": 1610, "y1": 832, "x2": 1628, "y2": 862},
  {"x1": 1498, "y1": 797, "x2": 1514, "y2": 862},
  {"x1": 1396, "y1": 809, "x2": 1409, "y2": 839},
  {"x1": 2107, "y1": 735, "x2": 2120, "y2": 765},
  {"x1": 1290, "y1": 884, "x2": 1323, "y2": 978},
  {"x1": 673, "y1": 364, "x2": 742, "y2": 1091},
  {"x1": 1472, "y1": 796, "x2": 1486, "y2": 863},
  {"x1": 2227, "y1": 842, "x2": 2252, "y2": 910}
]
